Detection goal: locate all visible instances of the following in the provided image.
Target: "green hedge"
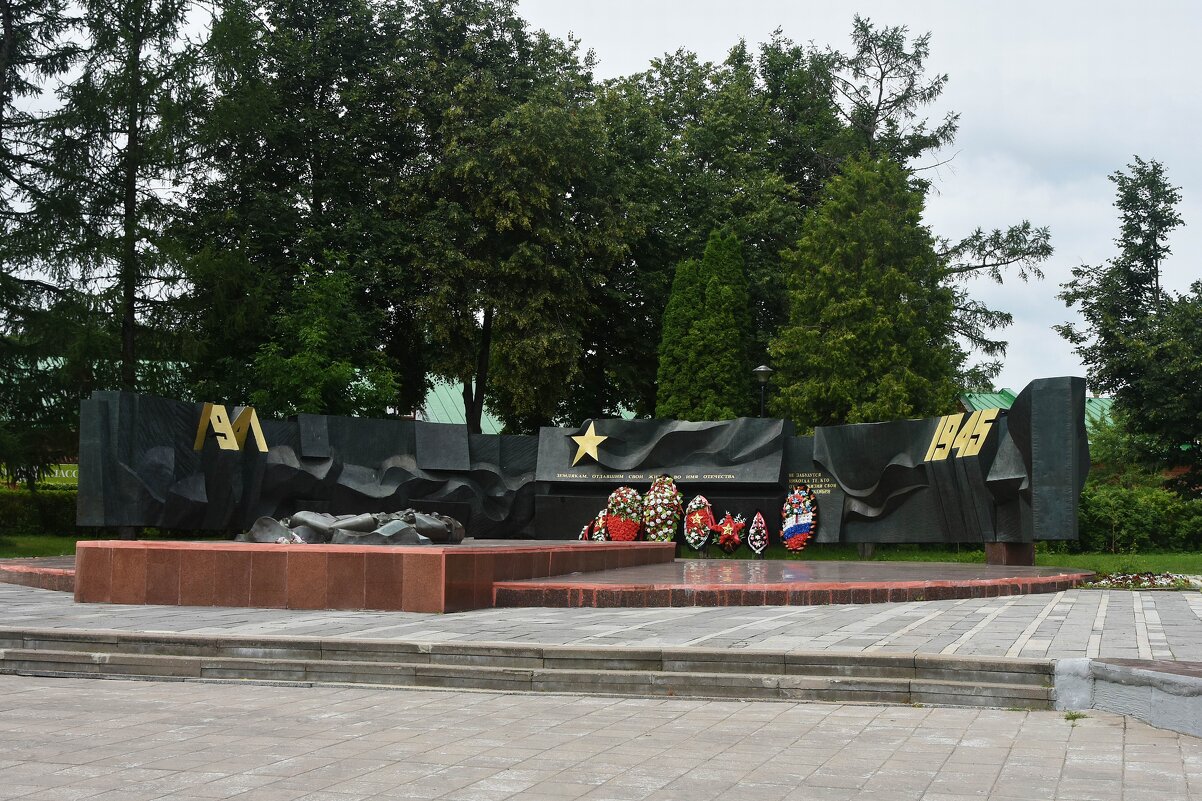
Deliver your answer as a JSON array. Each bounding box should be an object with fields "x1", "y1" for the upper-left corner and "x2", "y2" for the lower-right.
[
  {"x1": 1076, "y1": 482, "x2": 1202, "y2": 554},
  {"x1": 0, "y1": 489, "x2": 79, "y2": 536}
]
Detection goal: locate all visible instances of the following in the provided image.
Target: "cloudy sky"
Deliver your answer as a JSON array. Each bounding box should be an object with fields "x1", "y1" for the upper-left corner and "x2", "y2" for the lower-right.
[{"x1": 518, "y1": 0, "x2": 1200, "y2": 394}]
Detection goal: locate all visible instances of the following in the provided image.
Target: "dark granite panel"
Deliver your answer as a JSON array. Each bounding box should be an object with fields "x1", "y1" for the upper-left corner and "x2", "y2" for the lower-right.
[{"x1": 416, "y1": 421, "x2": 470, "y2": 471}]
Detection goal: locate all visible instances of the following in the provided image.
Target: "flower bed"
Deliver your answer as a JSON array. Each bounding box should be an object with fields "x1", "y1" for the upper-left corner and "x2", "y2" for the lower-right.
[{"x1": 1084, "y1": 572, "x2": 1201, "y2": 590}]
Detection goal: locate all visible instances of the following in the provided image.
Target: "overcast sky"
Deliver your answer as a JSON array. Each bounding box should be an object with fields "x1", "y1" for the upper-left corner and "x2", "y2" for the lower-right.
[{"x1": 518, "y1": 0, "x2": 1200, "y2": 394}]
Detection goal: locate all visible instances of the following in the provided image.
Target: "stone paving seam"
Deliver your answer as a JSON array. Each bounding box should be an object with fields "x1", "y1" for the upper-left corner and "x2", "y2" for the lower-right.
[
  {"x1": 861, "y1": 600, "x2": 969, "y2": 652},
  {"x1": 942, "y1": 599, "x2": 1020, "y2": 656},
  {"x1": 1132, "y1": 591, "x2": 1154, "y2": 660},
  {"x1": 1143, "y1": 594, "x2": 1173, "y2": 659},
  {"x1": 677, "y1": 607, "x2": 818, "y2": 646},
  {"x1": 564, "y1": 607, "x2": 711, "y2": 646},
  {"x1": 1086, "y1": 591, "x2": 1108, "y2": 659},
  {"x1": 1004, "y1": 592, "x2": 1065, "y2": 658}
]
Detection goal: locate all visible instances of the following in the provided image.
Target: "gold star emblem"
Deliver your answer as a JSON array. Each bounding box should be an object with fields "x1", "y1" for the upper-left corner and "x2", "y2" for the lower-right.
[{"x1": 570, "y1": 421, "x2": 608, "y2": 466}]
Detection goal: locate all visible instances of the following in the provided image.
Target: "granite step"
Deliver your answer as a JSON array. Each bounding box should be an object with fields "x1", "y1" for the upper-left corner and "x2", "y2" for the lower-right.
[{"x1": 0, "y1": 627, "x2": 1055, "y2": 709}]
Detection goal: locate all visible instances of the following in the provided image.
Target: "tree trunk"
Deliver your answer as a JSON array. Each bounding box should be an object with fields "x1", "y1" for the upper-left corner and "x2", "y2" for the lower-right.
[
  {"x1": 465, "y1": 307, "x2": 494, "y2": 434},
  {"x1": 119, "y1": 13, "x2": 144, "y2": 391}
]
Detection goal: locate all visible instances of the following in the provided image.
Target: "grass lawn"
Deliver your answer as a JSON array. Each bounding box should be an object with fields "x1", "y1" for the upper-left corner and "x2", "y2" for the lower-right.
[
  {"x1": 0, "y1": 532, "x2": 229, "y2": 559},
  {"x1": 0, "y1": 534, "x2": 89, "y2": 558},
  {"x1": 682, "y1": 542, "x2": 1202, "y2": 576}
]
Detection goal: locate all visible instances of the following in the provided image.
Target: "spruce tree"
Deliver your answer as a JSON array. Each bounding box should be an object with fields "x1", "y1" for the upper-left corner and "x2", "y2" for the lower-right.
[
  {"x1": 770, "y1": 155, "x2": 958, "y2": 431},
  {"x1": 1058, "y1": 158, "x2": 1202, "y2": 490}
]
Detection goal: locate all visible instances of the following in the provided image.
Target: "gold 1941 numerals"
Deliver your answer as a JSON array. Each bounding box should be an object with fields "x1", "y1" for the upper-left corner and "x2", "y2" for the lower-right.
[
  {"x1": 193, "y1": 403, "x2": 268, "y2": 453},
  {"x1": 924, "y1": 408, "x2": 998, "y2": 461}
]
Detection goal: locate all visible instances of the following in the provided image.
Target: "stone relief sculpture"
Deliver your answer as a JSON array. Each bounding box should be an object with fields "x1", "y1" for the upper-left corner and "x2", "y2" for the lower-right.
[
  {"x1": 76, "y1": 377, "x2": 1088, "y2": 548},
  {"x1": 238, "y1": 509, "x2": 466, "y2": 546}
]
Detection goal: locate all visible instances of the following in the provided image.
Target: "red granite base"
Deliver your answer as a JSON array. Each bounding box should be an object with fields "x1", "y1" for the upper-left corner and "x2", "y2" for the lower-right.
[
  {"x1": 0, "y1": 558, "x2": 75, "y2": 593},
  {"x1": 493, "y1": 560, "x2": 1094, "y2": 608},
  {"x1": 73, "y1": 540, "x2": 676, "y2": 613}
]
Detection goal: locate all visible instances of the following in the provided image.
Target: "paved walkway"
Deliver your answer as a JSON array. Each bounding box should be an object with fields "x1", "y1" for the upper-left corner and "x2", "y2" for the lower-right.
[
  {"x1": 3, "y1": 583, "x2": 1201, "y2": 661},
  {"x1": 6, "y1": 583, "x2": 1202, "y2": 799},
  {"x1": 2, "y1": 674, "x2": 1199, "y2": 801}
]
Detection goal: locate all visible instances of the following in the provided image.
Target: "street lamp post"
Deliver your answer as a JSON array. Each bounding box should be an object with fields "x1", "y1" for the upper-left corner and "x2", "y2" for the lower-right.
[{"x1": 753, "y1": 365, "x2": 773, "y2": 418}]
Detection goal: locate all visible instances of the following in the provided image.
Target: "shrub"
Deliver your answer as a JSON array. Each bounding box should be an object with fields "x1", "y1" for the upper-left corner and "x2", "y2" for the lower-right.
[
  {"x1": 1076, "y1": 481, "x2": 1202, "y2": 553},
  {"x1": 0, "y1": 488, "x2": 78, "y2": 536}
]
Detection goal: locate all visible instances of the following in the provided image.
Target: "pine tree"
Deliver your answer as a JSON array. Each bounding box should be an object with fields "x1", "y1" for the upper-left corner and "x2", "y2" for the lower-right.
[{"x1": 770, "y1": 155, "x2": 958, "y2": 431}]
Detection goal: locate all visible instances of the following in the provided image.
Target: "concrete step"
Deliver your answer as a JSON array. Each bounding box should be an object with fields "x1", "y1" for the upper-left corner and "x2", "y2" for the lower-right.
[{"x1": 0, "y1": 628, "x2": 1055, "y2": 709}]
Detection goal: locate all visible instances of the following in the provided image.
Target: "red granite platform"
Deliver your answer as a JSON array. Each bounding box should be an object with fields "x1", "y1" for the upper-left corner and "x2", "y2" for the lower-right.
[
  {"x1": 493, "y1": 559, "x2": 1094, "y2": 607},
  {"x1": 0, "y1": 557, "x2": 75, "y2": 593},
  {"x1": 73, "y1": 540, "x2": 675, "y2": 613}
]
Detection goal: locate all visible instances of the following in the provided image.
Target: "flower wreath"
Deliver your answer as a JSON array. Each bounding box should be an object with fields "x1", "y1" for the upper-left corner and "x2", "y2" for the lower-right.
[
  {"x1": 580, "y1": 509, "x2": 609, "y2": 541},
  {"x1": 781, "y1": 484, "x2": 818, "y2": 551},
  {"x1": 642, "y1": 475, "x2": 683, "y2": 543},
  {"x1": 683, "y1": 494, "x2": 715, "y2": 552},
  {"x1": 606, "y1": 486, "x2": 643, "y2": 541},
  {"x1": 747, "y1": 511, "x2": 769, "y2": 555},
  {"x1": 710, "y1": 511, "x2": 746, "y2": 554}
]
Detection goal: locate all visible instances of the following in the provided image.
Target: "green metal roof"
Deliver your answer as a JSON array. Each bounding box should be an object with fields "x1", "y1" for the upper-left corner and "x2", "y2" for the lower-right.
[
  {"x1": 418, "y1": 382, "x2": 639, "y2": 434},
  {"x1": 418, "y1": 382, "x2": 504, "y2": 434},
  {"x1": 1084, "y1": 396, "x2": 1115, "y2": 429},
  {"x1": 960, "y1": 388, "x2": 1019, "y2": 412},
  {"x1": 960, "y1": 388, "x2": 1113, "y2": 433}
]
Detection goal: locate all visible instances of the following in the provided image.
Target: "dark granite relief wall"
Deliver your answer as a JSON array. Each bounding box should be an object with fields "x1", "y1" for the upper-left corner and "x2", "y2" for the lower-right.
[
  {"x1": 809, "y1": 378, "x2": 1089, "y2": 544},
  {"x1": 77, "y1": 376, "x2": 1088, "y2": 542},
  {"x1": 77, "y1": 392, "x2": 538, "y2": 537}
]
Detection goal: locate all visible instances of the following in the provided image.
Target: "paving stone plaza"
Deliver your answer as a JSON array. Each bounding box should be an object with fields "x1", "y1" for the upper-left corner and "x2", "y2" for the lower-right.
[{"x1": 4, "y1": 582, "x2": 1202, "y2": 799}]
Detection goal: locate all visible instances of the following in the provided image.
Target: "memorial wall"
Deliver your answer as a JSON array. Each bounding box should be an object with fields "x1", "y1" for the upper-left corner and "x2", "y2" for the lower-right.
[{"x1": 77, "y1": 376, "x2": 1089, "y2": 544}]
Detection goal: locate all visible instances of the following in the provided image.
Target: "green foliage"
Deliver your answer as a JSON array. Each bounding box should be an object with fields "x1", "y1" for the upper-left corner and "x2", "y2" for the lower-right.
[
  {"x1": 1069, "y1": 411, "x2": 1202, "y2": 554},
  {"x1": 391, "y1": 0, "x2": 612, "y2": 433},
  {"x1": 1058, "y1": 158, "x2": 1201, "y2": 490},
  {"x1": 0, "y1": 487, "x2": 77, "y2": 535},
  {"x1": 654, "y1": 258, "x2": 703, "y2": 420},
  {"x1": 1076, "y1": 482, "x2": 1202, "y2": 554},
  {"x1": 251, "y1": 266, "x2": 397, "y2": 417},
  {"x1": 1085, "y1": 411, "x2": 1164, "y2": 488},
  {"x1": 180, "y1": 0, "x2": 410, "y2": 414},
  {"x1": 827, "y1": 16, "x2": 959, "y2": 163},
  {"x1": 29, "y1": 0, "x2": 202, "y2": 390},
  {"x1": 655, "y1": 230, "x2": 754, "y2": 420},
  {"x1": 1, "y1": 6, "x2": 1053, "y2": 447},
  {"x1": 770, "y1": 155, "x2": 959, "y2": 431}
]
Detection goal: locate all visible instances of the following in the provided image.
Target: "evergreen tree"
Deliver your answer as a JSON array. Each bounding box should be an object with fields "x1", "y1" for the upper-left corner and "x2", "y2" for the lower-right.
[
  {"x1": 30, "y1": 0, "x2": 202, "y2": 391},
  {"x1": 655, "y1": 229, "x2": 754, "y2": 420},
  {"x1": 827, "y1": 16, "x2": 958, "y2": 164},
  {"x1": 770, "y1": 155, "x2": 959, "y2": 431},
  {"x1": 1058, "y1": 158, "x2": 1201, "y2": 491},
  {"x1": 0, "y1": 0, "x2": 79, "y2": 484},
  {"x1": 654, "y1": 257, "x2": 703, "y2": 420}
]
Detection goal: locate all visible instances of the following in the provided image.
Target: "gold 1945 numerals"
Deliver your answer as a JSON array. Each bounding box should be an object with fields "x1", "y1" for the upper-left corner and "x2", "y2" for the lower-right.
[{"x1": 924, "y1": 409, "x2": 998, "y2": 461}]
